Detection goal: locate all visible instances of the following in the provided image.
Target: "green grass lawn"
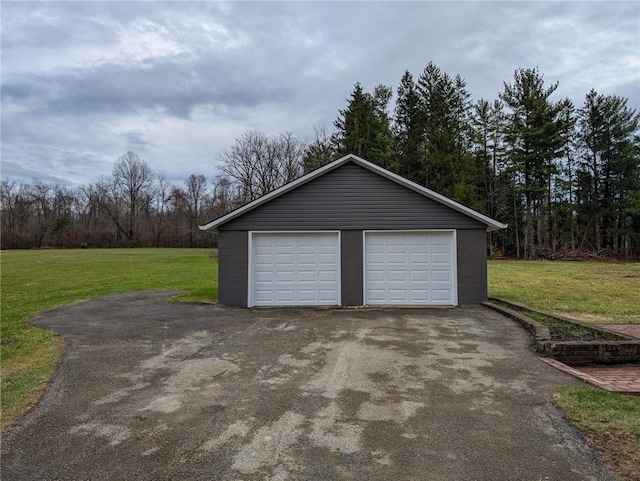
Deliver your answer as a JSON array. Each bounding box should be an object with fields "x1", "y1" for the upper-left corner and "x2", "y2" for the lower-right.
[
  {"x1": 488, "y1": 260, "x2": 640, "y2": 324},
  {"x1": 1, "y1": 248, "x2": 217, "y2": 433}
]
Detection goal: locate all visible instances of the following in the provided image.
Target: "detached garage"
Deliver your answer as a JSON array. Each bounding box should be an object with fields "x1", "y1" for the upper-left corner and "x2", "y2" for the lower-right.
[{"x1": 200, "y1": 154, "x2": 506, "y2": 308}]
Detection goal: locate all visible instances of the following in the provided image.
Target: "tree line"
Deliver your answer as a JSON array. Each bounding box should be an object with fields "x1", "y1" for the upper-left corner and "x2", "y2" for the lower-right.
[
  {"x1": 325, "y1": 64, "x2": 640, "y2": 259},
  {"x1": 1, "y1": 152, "x2": 221, "y2": 248},
  {"x1": 2, "y1": 62, "x2": 639, "y2": 257}
]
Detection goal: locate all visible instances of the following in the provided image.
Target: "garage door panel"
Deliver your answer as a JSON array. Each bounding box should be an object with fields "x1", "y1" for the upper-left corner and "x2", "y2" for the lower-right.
[
  {"x1": 388, "y1": 270, "x2": 407, "y2": 282},
  {"x1": 409, "y1": 252, "x2": 428, "y2": 263},
  {"x1": 389, "y1": 236, "x2": 408, "y2": 247},
  {"x1": 432, "y1": 290, "x2": 452, "y2": 302},
  {"x1": 388, "y1": 252, "x2": 407, "y2": 264},
  {"x1": 317, "y1": 236, "x2": 337, "y2": 247},
  {"x1": 276, "y1": 291, "x2": 295, "y2": 302},
  {"x1": 410, "y1": 290, "x2": 429, "y2": 301},
  {"x1": 254, "y1": 271, "x2": 273, "y2": 282},
  {"x1": 297, "y1": 290, "x2": 317, "y2": 301},
  {"x1": 431, "y1": 252, "x2": 450, "y2": 264},
  {"x1": 432, "y1": 270, "x2": 451, "y2": 282},
  {"x1": 255, "y1": 253, "x2": 274, "y2": 264},
  {"x1": 275, "y1": 235, "x2": 295, "y2": 246},
  {"x1": 252, "y1": 233, "x2": 339, "y2": 306},
  {"x1": 367, "y1": 270, "x2": 385, "y2": 282},
  {"x1": 368, "y1": 237, "x2": 385, "y2": 247},
  {"x1": 254, "y1": 236, "x2": 274, "y2": 248},
  {"x1": 319, "y1": 270, "x2": 337, "y2": 282},
  {"x1": 431, "y1": 235, "x2": 450, "y2": 246},
  {"x1": 276, "y1": 270, "x2": 295, "y2": 282},
  {"x1": 410, "y1": 270, "x2": 428, "y2": 281},
  {"x1": 297, "y1": 236, "x2": 316, "y2": 247},
  {"x1": 367, "y1": 289, "x2": 385, "y2": 301},
  {"x1": 255, "y1": 290, "x2": 275, "y2": 303},
  {"x1": 319, "y1": 289, "x2": 338, "y2": 301},
  {"x1": 368, "y1": 253, "x2": 385, "y2": 265},
  {"x1": 275, "y1": 253, "x2": 294, "y2": 264},
  {"x1": 388, "y1": 289, "x2": 409, "y2": 301},
  {"x1": 297, "y1": 270, "x2": 316, "y2": 282},
  {"x1": 318, "y1": 253, "x2": 337, "y2": 264},
  {"x1": 297, "y1": 253, "x2": 316, "y2": 265},
  {"x1": 365, "y1": 232, "x2": 455, "y2": 306}
]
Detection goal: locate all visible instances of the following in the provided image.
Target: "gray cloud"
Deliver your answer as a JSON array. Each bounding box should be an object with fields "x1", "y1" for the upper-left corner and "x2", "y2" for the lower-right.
[
  {"x1": 2, "y1": 1, "x2": 638, "y2": 187},
  {"x1": 3, "y1": 54, "x2": 291, "y2": 119}
]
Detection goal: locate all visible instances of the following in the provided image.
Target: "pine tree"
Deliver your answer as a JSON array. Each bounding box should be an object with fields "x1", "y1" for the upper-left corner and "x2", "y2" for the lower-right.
[
  {"x1": 500, "y1": 68, "x2": 574, "y2": 258},
  {"x1": 472, "y1": 99, "x2": 513, "y2": 255},
  {"x1": 416, "y1": 62, "x2": 477, "y2": 206},
  {"x1": 576, "y1": 90, "x2": 640, "y2": 255},
  {"x1": 370, "y1": 85, "x2": 395, "y2": 169},
  {"x1": 393, "y1": 71, "x2": 424, "y2": 182},
  {"x1": 332, "y1": 83, "x2": 394, "y2": 167}
]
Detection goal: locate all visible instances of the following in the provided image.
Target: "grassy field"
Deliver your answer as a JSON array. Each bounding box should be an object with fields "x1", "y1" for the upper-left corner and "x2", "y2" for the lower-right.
[
  {"x1": 1, "y1": 248, "x2": 217, "y2": 433},
  {"x1": 488, "y1": 260, "x2": 640, "y2": 324},
  {"x1": 2, "y1": 252, "x2": 639, "y2": 478}
]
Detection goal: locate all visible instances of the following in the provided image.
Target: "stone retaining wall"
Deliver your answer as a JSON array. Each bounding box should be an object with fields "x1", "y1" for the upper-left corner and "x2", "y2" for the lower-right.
[
  {"x1": 483, "y1": 301, "x2": 640, "y2": 366},
  {"x1": 537, "y1": 340, "x2": 640, "y2": 366}
]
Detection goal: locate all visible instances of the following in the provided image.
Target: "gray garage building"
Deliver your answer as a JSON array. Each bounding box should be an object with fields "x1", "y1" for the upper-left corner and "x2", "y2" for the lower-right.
[{"x1": 200, "y1": 154, "x2": 506, "y2": 308}]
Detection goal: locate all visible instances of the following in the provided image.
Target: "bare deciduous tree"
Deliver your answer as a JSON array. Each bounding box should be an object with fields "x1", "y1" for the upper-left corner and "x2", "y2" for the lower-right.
[
  {"x1": 218, "y1": 130, "x2": 306, "y2": 203},
  {"x1": 184, "y1": 174, "x2": 207, "y2": 247},
  {"x1": 303, "y1": 125, "x2": 336, "y2": 174},
  {"x1": 212, "y1": 175, "x2": 238, "y2": 216},
  {"x1": 111, "y1": 151, "x2": 155, "y2": 242}
]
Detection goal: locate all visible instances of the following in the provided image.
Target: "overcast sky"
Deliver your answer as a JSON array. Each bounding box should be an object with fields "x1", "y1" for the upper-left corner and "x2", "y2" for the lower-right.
[{"x1": 2, "y1": 1, "x2": 639, "y2": 188}]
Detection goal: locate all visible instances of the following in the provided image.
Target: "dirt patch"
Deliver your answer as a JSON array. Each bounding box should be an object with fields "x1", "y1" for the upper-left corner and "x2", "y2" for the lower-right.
[
  {"x1": 549, "y1": 326, "x2": 608, "y2": 342},
  {"x1": 585, "y1": 431, "x2": 640, "y2": 481}
]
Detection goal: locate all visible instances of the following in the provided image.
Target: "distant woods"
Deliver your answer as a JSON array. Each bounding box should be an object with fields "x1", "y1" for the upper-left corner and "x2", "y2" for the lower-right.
[
  {"x1": 1, "y1": 153, "x2": 219, "y2": 249},
  {"x1": 2, "y1": 63, "x2": 639, "y2": 258}
]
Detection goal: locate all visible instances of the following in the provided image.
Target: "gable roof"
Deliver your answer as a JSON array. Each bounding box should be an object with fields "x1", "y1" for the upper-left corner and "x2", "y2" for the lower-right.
[{"x1": 199, "y1": 154, "x2": 508, "y2": 232}]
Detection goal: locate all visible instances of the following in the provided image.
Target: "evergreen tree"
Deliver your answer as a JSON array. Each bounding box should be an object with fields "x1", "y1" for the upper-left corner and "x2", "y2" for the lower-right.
[
  {"x1": 417, "y1": 62, "x2": 477, "y2": 206},
  {"x1": 500, "y1": 68, "x2": 574, "y2": 258},
  {"x1": 370, "y1": 85, "x2": 395, "y2": 168},
  {"x1": 393, "y1": 71, "x2": 424, "y2": 182},
  {"x1": 471, "y1": 99, "x2": 513, "y2": 255},
  {"x1": 333, "y1": 83, "x2": 394, "y2": 167},
  {"x1": 553, "y1": 108, "x2": 579, "y2": 252},
  {"x1": 576, "y1": 90, "x2": 640, "y2": 254}
]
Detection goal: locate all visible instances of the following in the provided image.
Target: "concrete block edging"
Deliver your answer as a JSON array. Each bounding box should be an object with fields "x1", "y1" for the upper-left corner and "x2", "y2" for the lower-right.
[{"x1": 483, "y1": 299, "x2": 640, "y2": 366}]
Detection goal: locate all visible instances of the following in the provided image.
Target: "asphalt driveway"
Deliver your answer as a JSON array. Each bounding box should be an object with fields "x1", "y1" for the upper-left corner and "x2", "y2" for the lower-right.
[{"x1": 2, "y1": 291, "x2": 617, "y2": 480}]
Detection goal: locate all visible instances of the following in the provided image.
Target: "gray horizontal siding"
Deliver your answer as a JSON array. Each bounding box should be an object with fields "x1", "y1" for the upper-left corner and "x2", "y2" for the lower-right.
[
  {"x1": 217, "y1": 230, "x2": 248, "y2": 307},
  {"x1": 341, "y1": 230, "x2": 363, "y2": 306},
  {"x1": 220, "y1": 163, "x2": 485, "y2": 231},
  {"x1": 456, "y1": 229, "x2": 488, "y2": 305}
]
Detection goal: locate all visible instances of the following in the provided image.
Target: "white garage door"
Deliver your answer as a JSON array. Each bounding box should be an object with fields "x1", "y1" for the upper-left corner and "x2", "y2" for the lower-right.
[
  {"x1": 365, "y1": 231, "x2": 456, "y2": 306},
  {"x1": 251, "y1": 232, "x2": 340, "y2": 306}
]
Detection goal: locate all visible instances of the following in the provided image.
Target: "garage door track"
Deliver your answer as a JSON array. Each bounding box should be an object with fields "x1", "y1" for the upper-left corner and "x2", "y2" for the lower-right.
[{"x1": 1, "y1": 291, "x2": 617, "y2": 480}]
